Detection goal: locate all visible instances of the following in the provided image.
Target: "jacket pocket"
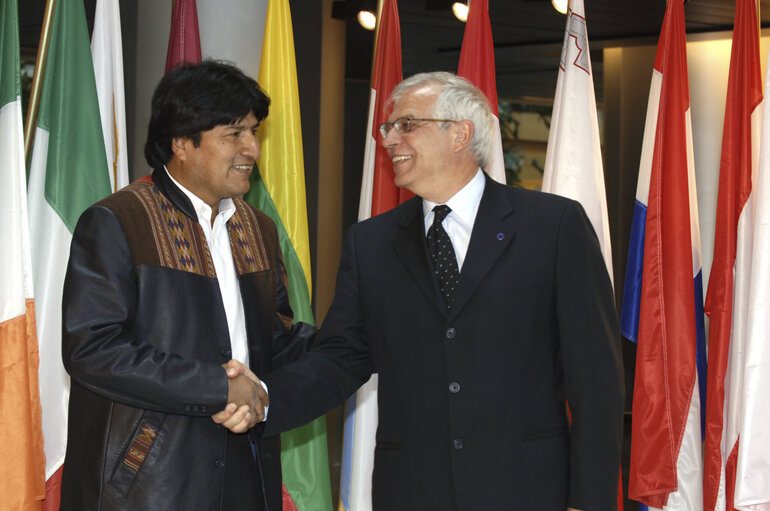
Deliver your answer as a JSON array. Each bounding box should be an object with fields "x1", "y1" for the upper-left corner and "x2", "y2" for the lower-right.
[
  {"x1": 109, "y1": 410, "x2": 166, "y2": 498},
  {"x1": 520, "y1": 426, "x2": 568, "y2": 442}
]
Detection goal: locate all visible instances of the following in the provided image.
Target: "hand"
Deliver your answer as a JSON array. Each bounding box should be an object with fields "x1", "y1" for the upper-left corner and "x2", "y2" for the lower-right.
[
  {"x1": 210, "y1": 361, "x2": 268, "y2": 433},
  {"x1": 223, "y1": 359, "x2": 269, "y2": 409}
]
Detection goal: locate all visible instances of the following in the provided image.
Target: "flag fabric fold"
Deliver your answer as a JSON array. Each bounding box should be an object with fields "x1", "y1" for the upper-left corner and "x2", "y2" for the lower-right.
[
  {"x1": 0, "y1": 0, "x2": 46, "y2": 507},
  {"x1": 621, "y1": 0, "x2": 706, "y2": 509},
  {"x1": 244, "y1": 0, "x2": 331, "y2": 509},
  {"x1": 91, "y1": 0, "x2": 129, "y2": 192},
  {"x1": 542, "y1": 0, "x2": 612, "y2": 281},
  {"x1": 702, "y1": 0, "x2": 762, "y2": 509},
  {"x1": 165, "y1": 0, "x2": 202, "y2": 72},
  {"x1": 735, "y1": 24, "x2": 770, "y2": 511},
  {"x1": 341, "y1": 1, "x2": 403, "y2": 509},
  {"x1": 27, "y1": 0, "x2": 113, "y2": 506},
  {"x1": 456, "y1": 0, "x2": 505, "y2": 185}
]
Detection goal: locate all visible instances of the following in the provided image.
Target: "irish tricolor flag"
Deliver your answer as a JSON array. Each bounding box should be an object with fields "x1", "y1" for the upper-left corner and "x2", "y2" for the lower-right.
[
  {"x1": 0, "y1": 0, "x2": 46, "y2": 507},
  {"x1": 27, "y1": 0, "x2": 112, "y2": 503}
]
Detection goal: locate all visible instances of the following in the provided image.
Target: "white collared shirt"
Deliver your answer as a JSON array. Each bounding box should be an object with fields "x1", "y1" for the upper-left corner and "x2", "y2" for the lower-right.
[
  {"x1": 422, "y1": 168, "x2": 486, "y2": 271},
  {"x1": 165, "y1": 168, "x2": 250, "y2": 366}
]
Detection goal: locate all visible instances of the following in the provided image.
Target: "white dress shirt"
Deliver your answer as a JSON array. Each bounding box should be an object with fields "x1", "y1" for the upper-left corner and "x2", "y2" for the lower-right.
[
  {"x1": 165, "y1": 168, "x2": 250, "y2": 366},
  {"x1": 422, "y1": 168, "x2": 486, "y2": 271}
]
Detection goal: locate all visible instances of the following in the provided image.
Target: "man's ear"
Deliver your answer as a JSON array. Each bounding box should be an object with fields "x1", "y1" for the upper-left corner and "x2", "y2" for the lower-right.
[
  {"x1": 171, "y1": 137, "x2": 189, "y2": 161},
  {"x1": 451, "y1": 120, "x2": 474, "y2": 152}
]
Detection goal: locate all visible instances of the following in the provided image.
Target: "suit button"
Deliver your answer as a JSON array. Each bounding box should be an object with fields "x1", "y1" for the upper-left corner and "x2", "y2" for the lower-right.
[
  {"x1": 449, "y1": 382, "x2": 460, "y2": 393},
  {"x1": 200, "y1": 405, "x2": 208, "y2": 413},
  {"x1": 445, "y1": 328, "x2": 456, "y2": 339},
  {"x1": 453, "y1": 439, "x2": 463, "y2": 450},
  {"x1": 215, "y1": 459, "x2": 225, "y2": 469},
  {"x1": 184, "y1": 405, "x2": 191, "y2": 412},
  {"x1": 221, "y1": 348, "x2": 232, "y2": 358},
  {"x1": 191, "y1": 405, "x2": 200, "y2": 413}
]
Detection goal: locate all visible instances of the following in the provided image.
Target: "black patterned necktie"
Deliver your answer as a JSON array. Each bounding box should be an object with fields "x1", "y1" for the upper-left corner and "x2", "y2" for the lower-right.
[{"x1": 427, "y1": 205, "x2": 460, "y2": 310}]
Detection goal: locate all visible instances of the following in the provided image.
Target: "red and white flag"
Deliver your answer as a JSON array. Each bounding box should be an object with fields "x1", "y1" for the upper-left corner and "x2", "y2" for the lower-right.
[
  {"x1": 341, "y1": 1, "x2": 404, "y2": 510},
  {"x1": 626, "y1": 0, "x2": 706, "y2": 509},
  {"x1": 542, "y1": 0, "x2": 612, "y2": 281},
  {"x1": 457, "y1": 0, "x2": 505, "y2": 184},
  {"x1": 734, "y1": 15, "x2": 770, "y2": 510},
  {"x1": 358, "y1": 0, "x2": 406, "y2": 220},
  {"x1": 703, "y1": 0, "x2": 762, "y2": 509},
  {"x1": 165, "y1": 0, "x2": 202, "y2": 72}
]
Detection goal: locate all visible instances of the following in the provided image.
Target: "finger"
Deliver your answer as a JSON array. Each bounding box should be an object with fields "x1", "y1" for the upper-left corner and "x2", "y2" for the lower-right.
[
  {"x1": 222, "y1": 404, "x2": 251, "y2": 433},
  {"x1": 211, "y1": 402, "x2": 238, "y2": 424},
  {"x1": 225, "y1": 360, "x2": 246, "y2": 378},
  {"x1": 258, "y1": 384, "x2": 270, "y2": 408}
]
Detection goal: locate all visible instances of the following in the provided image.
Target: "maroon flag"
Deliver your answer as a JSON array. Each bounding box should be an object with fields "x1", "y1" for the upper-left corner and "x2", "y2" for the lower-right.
[{"x1": 165, "y1": 0, "x2": 202, "y2": 72}]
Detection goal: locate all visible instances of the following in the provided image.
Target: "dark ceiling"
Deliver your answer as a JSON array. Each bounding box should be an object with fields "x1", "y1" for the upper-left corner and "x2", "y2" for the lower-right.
[
  {"x1": 17, "y1": 0, "x2": 770, "y2": 105},
  {"x1": 341, "y1": 0, "x2": 770, "y2": 104}
]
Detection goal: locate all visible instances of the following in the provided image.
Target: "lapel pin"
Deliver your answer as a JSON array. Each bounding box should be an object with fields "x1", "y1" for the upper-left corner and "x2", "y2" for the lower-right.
[{"x1": 496, "y1": 232, "x2": 504, "y2": 240}]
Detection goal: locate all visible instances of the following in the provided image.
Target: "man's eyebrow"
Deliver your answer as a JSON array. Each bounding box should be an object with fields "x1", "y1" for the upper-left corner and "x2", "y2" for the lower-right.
[{"x1": 226, "y1": 119, "x2": 259, "y2": 130}]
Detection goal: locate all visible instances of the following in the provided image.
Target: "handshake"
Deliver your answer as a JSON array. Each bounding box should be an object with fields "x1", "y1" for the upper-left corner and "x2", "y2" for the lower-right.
[{"x1": 210, "y1": 360, "x2": 270, "y2": 433}]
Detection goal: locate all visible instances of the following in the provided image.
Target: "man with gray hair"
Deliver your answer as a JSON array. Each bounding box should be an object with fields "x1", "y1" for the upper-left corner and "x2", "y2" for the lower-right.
[{"x1": 260, "y1": 71, "x2": 624, "y2": 510}]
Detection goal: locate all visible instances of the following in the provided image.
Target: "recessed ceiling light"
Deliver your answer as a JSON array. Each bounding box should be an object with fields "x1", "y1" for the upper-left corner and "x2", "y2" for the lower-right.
[{"x1": 452, "y1": 2, "x2": 468, "y2": 23}]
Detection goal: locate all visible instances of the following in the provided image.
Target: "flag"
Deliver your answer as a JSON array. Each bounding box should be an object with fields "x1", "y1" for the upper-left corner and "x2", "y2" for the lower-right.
[
  {"x1": 702, "y1": 0, "x2": 762, "y2": 509},
  {"x1": 27, "y1": 0, "x2": 112, "y2": 506},
  {"x1": 0, "y1": 0, "x2": 46, "y2": 507},
  {"x1": 456, "y1": 0, "x2": 505, "y2": 185},
  {"x1": 734, "y1": 23, "x2": 770, "y2": 511},
  {"x1": 165, "y1": 0, "x2": 202, "y2": 72},
  {"x1": 358, "y1": 0, "x2": 407, "y2": 220},
  {"x1": 620, "y1": 0, "x2": 706, "y2": 509},
  {"x1": 91, "y1": 0, "x2": 129, "y2": 192},
  {"x1": 243, "y1": 0, "x2": 331, "y2": 509},
  {"x1": 340, "y1": 1, "x2": 403, "y2": 509},
  {"x1": 543, "y1": 3, "x2": 621, "y2": 508},
  {"x1": 542, "y1": 0, "x2": 613, "y2": 281}
]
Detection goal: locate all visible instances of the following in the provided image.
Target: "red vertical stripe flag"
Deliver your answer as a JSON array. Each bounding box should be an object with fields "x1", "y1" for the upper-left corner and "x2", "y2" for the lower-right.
[
  {"x1": 703, "y1": 0, "x2": 762, "y2": 509},
  {"x1": 456, "y1": 0, "x2": 505, "y2": 184},
  {"x1": 165, "y1": 0, "x2": 202, "y2": 72},
  {"x1": 736, "y1": 36, "x2": 770, "y2": 508},
  {"x1": 341, "y1": 1, "x2": 403, "y2": 509},
  {"x1": 358, "y1": 0, "x2": 406, "y2": 219},
  {"x1": 627, "y1": 0, "x2": 706, "y2": 508}
]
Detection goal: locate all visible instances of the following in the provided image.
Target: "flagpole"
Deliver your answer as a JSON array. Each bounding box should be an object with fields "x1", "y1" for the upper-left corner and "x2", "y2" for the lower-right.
[
  {"x1": 370, "y1": 0, "x2": 384, "y2": 83},
  {"x1": 24, "y1": 0, "x2": 58, "y2": 165}
]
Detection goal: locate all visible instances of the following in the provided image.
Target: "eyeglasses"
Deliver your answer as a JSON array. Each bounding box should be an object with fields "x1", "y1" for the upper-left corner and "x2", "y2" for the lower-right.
[{"x1": 378, "y1": 116, "x2": 456, "y2": 138}]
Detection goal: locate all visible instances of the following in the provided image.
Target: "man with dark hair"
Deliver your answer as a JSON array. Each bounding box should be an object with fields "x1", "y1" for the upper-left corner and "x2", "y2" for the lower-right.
[
  {"x1": 260, "y1": 72, "x2": 624, "y2": 510},
  {"x1": 60, "y1": 60, "x2": 308, "y2": 511}
]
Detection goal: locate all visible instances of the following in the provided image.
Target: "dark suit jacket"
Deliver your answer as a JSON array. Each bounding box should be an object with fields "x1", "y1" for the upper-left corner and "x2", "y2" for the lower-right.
[
  {"x1": 264, "y1": 175, "x2": 624, "y2": 510},
  {"x1": 61, "y1": 168, "x2": 313, "y2": 511}
]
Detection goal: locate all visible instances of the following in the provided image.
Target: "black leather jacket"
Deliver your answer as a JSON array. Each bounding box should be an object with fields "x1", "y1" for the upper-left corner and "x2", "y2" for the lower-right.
[{"x1": 60, "y1": 169, "x2": 314, "y2": 510}]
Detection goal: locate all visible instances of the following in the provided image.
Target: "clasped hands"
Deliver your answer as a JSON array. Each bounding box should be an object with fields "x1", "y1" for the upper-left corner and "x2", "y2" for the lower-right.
[{"x1": 210, "y1": 360, "x2": 269, "y2": 433}]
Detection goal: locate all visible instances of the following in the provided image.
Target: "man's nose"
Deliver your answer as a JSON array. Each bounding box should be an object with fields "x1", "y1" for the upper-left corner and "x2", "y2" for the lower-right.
[
  {"x1": 381, "y1": 125, "x2": 401, "y2": 147},
  {"x1": 242, "y1": 131, "x2": 260, "y2": 159}
]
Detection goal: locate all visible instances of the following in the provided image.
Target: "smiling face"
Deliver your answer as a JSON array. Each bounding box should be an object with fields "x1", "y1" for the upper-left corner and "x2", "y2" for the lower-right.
[
  {"x1": 168, "y1": 112, "x2": 260, "y2": 212},
  {"x1": 382, "y1": 83, "x2": 476, "y2": 203}
]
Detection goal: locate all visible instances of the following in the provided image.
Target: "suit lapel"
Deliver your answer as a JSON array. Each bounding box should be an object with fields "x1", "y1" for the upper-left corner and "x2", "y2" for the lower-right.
[
  {"x1": 450, "y1": 177, "x2": 516, "y2": 318},
  {"x1": 394, "y1": 199, "x2": 448, "y2": 316}
]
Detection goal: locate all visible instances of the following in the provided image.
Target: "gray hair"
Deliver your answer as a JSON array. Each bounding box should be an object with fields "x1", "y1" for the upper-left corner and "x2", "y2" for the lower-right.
[{"x1": 390, "y1": 71, "x2": 494, "y2": 168}]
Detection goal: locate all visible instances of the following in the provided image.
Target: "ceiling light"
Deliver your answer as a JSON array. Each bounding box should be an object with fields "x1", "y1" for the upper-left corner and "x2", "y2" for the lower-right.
[
  {"x1": 357, "y1": 10, "x2": 376, "y2": 30},
  {"x1": 551, "y1": 0, "x2": 568, "y2": 15},
  {"x1": 452, "y1": 2, "x2": 468, "y2": 22}
]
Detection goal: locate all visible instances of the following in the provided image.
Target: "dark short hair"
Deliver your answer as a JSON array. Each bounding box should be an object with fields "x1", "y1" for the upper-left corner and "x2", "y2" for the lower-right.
[{"x1": 144, "y1": 60, "x2": 270, "y2": 168}]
